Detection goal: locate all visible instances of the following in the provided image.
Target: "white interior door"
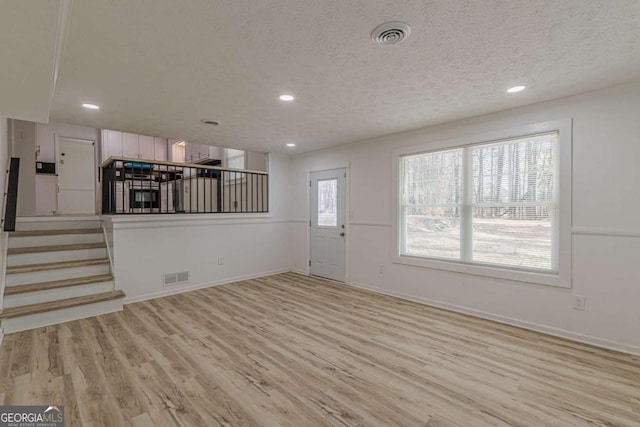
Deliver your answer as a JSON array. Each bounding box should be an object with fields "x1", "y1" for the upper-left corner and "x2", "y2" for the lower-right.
[
  {"x1": 310, "y1": 168, "x2": 346, "y2": 282},
  {"x1": 57, "y1": 137, "x2": 96, "y2": 214}
]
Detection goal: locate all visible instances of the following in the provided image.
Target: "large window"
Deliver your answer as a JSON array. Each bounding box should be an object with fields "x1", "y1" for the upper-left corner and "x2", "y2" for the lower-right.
[{"x1": 395, "y1": 121, "x2": 571, "y2": 287}]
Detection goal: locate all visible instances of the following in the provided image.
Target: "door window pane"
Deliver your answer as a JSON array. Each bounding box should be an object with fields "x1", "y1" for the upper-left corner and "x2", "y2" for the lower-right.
[{"x1": 317, "y1": 179, "x2": 337, "y2": 227}]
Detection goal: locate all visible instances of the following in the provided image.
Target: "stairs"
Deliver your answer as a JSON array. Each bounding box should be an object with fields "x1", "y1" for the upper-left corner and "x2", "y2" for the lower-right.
[{"x1": 1, "y1": 217, "x2": 125, "y2": 333}]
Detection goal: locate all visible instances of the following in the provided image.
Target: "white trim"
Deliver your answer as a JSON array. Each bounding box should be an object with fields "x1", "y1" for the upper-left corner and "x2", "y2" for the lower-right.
[
  {"x1": 123, "y1": 268, "x2": 291, "y2": 304},
  {"x1": 572, "y1": 227, "x2": 640, "y2": 238},
  {"x1": 289, "y1": 219, "x2": 308, "y2": 224},
  {"x1": 107, "y1": 215, "x2": 291, "y2": 230},
  {"x1": 0, "y1": 328, "x2": 4, "y2": 348},
  {"x1": 392, "y1": 119, "x2": 572, "y2": 288},
  {"x1": 101, "y1": 222, "x2": 114, "y2": 274},
  {"x1": 305, "y1": 162, "x2": 350, "y2": 174},
  {"x1": 50, "y1": 0, "x2": 73, "y2": 99},
  {"x1": 289, "y1": 268, "x2": 309, "y2": 276},
  {"x1": 349, "y1": 281, "x2": 640, "y2": 357},
  {"x1": 0, "y1": 233, "x2": 8, "y2": 311},
  {"x1": 16, "y1": 215, "x2": 101, "y2": 223},
  {"x1": 349, "y1": 221, "x2": 392, "y2": 227},
  {"x1": 392, "y1": 255, "x2": 565, "y2": 287}
]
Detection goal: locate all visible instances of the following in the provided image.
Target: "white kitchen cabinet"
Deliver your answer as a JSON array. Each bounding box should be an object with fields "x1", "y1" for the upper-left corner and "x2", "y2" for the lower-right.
[
  {"x1": 101, "y1": 130, "x2": 123, "y2": 162},
  {"x1": 103, "y1": 130, "x2": 169, "y2": 162},
  {"x1": 154, "y1": 137, "x2": 167, "y2": 161},
  {"x1": 138, "y1": 135, "x2": 155, "y2": 160},
  {"x1": 184, "y1": 142, "x2": 199, "y2": 163},
  {"x1": 184, "y1": 142, "x2": 222, "y2": 164},
  {"x1": 122, "y1": 133, "x2": 139, "y2": 158}
]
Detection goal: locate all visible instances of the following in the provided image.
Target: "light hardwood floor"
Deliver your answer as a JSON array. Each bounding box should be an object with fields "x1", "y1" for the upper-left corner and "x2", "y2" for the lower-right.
[{"x1": 1, "y1": 272, "x2": 639, "y2": 426}]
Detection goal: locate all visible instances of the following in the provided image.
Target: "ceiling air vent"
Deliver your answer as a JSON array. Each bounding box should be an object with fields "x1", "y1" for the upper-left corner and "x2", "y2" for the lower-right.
[{"x1": 371, "y1": 21, "x2": 411, "y2": 45}]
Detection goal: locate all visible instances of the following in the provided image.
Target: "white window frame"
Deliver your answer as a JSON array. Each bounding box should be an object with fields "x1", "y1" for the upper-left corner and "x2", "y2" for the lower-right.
[{"x1": 392, "y1": 119, "x2": 572, "y2": 288}]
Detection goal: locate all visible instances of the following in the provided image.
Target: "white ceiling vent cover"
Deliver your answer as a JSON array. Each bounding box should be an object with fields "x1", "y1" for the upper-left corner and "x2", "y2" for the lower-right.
[{"x1": 371, "y1": 21, "x2": 411, "y2": 45}]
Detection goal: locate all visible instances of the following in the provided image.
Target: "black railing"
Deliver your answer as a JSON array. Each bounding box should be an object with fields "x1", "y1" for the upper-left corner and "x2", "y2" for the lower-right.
[
  {"x1": 101, "y1": 157, "x2": 268, "y2": 214},
  {"x1": 3, "y1": 157, "x2": 20, "y2": 231}
]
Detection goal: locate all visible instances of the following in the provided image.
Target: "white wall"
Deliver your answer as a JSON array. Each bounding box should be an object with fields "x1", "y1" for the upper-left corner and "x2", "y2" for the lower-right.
[
  {"x1": 289, "y1": 82, "x2": 640, "y2": 354},
  {"x1": 109, "y1": 153, "x2": 293, "y2": 302},
  {"x1": 0, "y1": 117, "x2": 8, "y2": 310},
  {"x1": 10, "y1": 120, "x2": 36, "y2": 216}
]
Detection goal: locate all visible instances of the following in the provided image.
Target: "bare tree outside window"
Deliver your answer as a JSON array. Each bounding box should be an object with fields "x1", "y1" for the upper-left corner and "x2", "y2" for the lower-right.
[{"x1": 318, "y1": 179, "x2": 338, "y2": 227}]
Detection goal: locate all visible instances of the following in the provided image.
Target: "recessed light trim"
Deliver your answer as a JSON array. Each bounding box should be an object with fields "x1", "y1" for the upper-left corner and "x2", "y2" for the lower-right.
[
  {"x1": 286, "y1": 143, "x2": 296, "y2": 147},
  {"x1": 82, "y1": 103, "x2": 100, "y2": 110},
  {"x1": 279, "y1": 94, "x2": 295, "y2": 102},
  {"x1": 507, "y1": 85, "x2": 526, "y2": 93}
]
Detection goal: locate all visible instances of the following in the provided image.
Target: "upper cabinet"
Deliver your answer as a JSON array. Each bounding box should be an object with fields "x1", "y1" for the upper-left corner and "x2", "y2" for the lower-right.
[
  {"x1": 154, "y1": 137, "x2": 167, "y2": 161},
  {"x1": 102, "y1": 130, "x2": 123, "y2": 161},
  {"x1": 138, "y1": 135, "x2": 155, "y2": 159},
  {"x1": 101, "y1": 130, "x2": 168, "y2": 162},
  {"x1": 185, "y1": 142, "x2": 221, "y2": 164},
  {"x1": 122, "y1": 133, "x2": 139, "y2": 158}
]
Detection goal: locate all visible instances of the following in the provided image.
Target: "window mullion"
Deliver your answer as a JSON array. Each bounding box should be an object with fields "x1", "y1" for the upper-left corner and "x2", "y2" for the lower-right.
[{"x1": 461, "y1": 147, "x2": 473, "y2": 262}]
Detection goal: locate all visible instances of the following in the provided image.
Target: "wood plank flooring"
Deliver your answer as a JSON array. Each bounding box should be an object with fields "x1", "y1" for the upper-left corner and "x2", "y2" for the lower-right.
[{"x1": 0, "y1": 272, "x2": 638, "y2": 426}]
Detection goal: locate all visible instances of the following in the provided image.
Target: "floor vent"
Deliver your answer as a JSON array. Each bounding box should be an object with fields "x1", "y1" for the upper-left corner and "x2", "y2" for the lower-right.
[{"x1": 163, "y1": 271, "x2": 190, "y2": 286}]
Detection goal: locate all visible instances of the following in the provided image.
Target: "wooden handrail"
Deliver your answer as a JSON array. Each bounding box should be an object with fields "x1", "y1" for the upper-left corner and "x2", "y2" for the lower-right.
[{"x1": 100, "y1": 156, "x2": 268, "y2": 175}]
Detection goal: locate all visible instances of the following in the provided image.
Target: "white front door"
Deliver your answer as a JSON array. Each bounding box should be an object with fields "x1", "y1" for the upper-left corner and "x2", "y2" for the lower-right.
[
  {"x1": 57, "y1": 137, "x2": 96, "y2": 214},
  {"x1": 310, "y1": 168, "x2": 346, "y2": 282}
]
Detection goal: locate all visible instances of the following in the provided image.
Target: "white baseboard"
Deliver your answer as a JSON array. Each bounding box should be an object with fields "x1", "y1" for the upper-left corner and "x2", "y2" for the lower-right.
[
  {"x1": 123, "y1": 268, "x2": 292, "y2": 304},
  {"x1": 289, "y1": 268, "x2": 308, "y2": 276},
  {"x1": 349, "y1": 281, "x2": 640, "y2": 357}
]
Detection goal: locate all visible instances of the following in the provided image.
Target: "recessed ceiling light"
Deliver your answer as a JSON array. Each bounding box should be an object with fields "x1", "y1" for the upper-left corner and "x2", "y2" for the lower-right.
[
  {"x1": 82, "y1": 103, "x2": 100, "y2": 109},
  {"x1": 286, "y1": 143, "x2": 296, "y2": 147},
  {"x1": 279, "y1": 94, "x2": 295, "y2": 102},
  {"x1": 507, "y1": 85, "x2": 526, "y2": 93},
  {"x1": 201, "y1": 119, "x2": 221, "y2": 126}
]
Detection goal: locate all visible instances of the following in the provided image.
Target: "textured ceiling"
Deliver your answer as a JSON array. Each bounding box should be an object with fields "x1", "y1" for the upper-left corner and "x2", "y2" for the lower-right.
[
  {"x1": 0, "y1": 0, "x2": 62, "y2": 123},
  {"x1": 49, "y1": 0, "x2": 640, "y2": 153}
]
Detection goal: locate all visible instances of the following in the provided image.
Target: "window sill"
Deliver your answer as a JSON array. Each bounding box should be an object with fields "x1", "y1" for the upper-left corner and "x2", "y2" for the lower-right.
[{"x1": 392, "y1": 255, "x2": 570, "y2": 288}]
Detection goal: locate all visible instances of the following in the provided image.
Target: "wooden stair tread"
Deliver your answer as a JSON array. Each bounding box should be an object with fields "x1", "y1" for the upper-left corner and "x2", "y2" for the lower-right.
[
  {"x1": 4, "y1": 274, "x2": 114, "y2": 295},
  {"x1": 0, "y1": 290, "x2": 125, "y2": 319},
  {"x1": 7, "y1": 242, "x2": 106, "y2": 255},
  {"x1": 6, "y1": 258, "x2": 109, "y2": 274},
  {"x1": 9, "y1": 228, "x2": 102, "y2": 237}
]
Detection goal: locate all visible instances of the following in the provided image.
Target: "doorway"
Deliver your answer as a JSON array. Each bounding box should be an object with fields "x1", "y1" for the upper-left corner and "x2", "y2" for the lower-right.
[
  {"x1": 56, "y1": 137, "x2": 96, "y2": 214},
  {"x1": 309, "y1": 168, "x2": 346, "y2": 282}
]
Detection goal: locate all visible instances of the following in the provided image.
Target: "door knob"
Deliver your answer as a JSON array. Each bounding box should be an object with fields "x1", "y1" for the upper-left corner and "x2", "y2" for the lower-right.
[{"x1": 340, "y1": 232, "x2": 345, "y2": 236}]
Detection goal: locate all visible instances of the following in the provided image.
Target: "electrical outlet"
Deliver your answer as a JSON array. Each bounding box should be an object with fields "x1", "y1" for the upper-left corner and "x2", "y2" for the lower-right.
[
  {"x1": 379, "y1": 264, "x2": 384, "y2": 274},
  {"x1": 218, "y1": 257, "x2": 224, "y2": 266},
  {"x1": 572, "y1": 295, "x2": 586, "y2": 311}
]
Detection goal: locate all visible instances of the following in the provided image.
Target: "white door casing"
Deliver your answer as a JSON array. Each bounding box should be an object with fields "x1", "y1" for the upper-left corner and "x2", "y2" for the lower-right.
[
  {"x1": 56, "y1": 137, "x2": 96, "y2": 214},
  {"x1": 310, "y1": 168, "x2": 346, "y2": 282}
]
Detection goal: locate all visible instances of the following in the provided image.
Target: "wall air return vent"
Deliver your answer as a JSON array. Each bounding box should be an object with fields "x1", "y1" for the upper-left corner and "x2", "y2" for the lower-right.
[{"x1": 163, "y1": 271, "x2": 190, "y2": 286}]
